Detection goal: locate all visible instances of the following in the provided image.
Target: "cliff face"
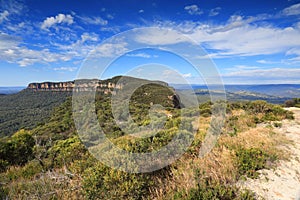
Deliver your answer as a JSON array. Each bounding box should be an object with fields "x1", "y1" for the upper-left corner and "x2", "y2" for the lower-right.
[
  {"x1": 28, "y1": 81, "x2": 75, "y2": 91},
  {"x1": 26, "y1": 76, "x2": 180, "y2": 108},
  {"x1": 27, "y1": 80, "x2": 123, "y2": 94}
]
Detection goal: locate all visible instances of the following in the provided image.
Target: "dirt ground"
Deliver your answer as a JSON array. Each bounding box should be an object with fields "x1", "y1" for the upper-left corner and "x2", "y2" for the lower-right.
[{"x1": 239, "y1": 107, "x2": 300, "y2": 200}]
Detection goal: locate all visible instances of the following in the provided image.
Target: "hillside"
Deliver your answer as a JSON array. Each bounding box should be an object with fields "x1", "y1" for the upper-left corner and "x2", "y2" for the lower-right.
[
  {"x1": 0, "y1": 76, "x2": 177, "y2": 137},
  {"x1": 0, "y1": 90, "x2": 71, "y2": 137},
  {"x1": 0, "y1": 78, "x2": 297, "y2": 199}
]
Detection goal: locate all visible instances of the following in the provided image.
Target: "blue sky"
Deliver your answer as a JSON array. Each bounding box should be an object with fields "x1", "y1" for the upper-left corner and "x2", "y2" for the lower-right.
[{"x1": 0, "y1": 0, "x2": 300, "y2": 86}]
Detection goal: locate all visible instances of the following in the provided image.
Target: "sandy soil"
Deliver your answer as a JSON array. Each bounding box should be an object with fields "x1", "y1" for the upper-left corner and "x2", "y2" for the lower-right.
[{"x1": 239, "y1": 107, "x2": 300, "y2": 200}]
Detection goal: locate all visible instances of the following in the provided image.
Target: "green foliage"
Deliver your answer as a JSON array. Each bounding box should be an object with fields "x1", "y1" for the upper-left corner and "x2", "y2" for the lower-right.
[
  {"x1": 285, "y1": 98, "x2": 300, "y2": 108},
  {"x1": 174, "y1": 170, "x2": 255, "y2": 200},
  {"x1": 49, "y1": 136, "x2": 87, "y2": 167},
  {"x1": 199, "y1": 101, "x2": 212, "y2": 117},
  {"x1": 228, "y1": 100, "x2": 294, "y2": 125},
  {"x1": 0, "y1": 90, "x2": 71, "y2": 137},
  {"x1": 0, "y1": 129, "x2": 35, "y2": 167},
  {"x1": 3, "y1": 160, "x2": 43, "y2": 181},
  {"x1": 0, "y1": 78, "x2": 294, "y2": 199},
  {"x1": 273, "y1": 122, "x2": 283, "y2": 128},
  {"x1": 82, "y1": 162, "x2": 155, "y2": 200},
  {"x1": 235, "y1": 148, "x2": 270, "y2": 178},
  {"x1": 0, "y1": 184, "x2": 8, "y2": 199}
]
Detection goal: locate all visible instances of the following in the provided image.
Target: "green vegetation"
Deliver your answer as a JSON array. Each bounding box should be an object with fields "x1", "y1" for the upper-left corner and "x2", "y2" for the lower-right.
[
  {"x1": 235, "y1": 148, "x2": 271, "y2": 178},
  {"x1": 0, "y1": 90, "x2": 71, "y2": 137},
  {"x1": 0, "y1": 77, "x2": 295, "y2": 200},
  {"x1": 285, "y1": 98, "x2": 300, "y2": 108}
]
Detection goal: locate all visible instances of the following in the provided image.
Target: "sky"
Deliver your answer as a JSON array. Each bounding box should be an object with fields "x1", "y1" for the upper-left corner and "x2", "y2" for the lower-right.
[{"x1": 0, "y1": 0, "x2": 300, "y2": 86}]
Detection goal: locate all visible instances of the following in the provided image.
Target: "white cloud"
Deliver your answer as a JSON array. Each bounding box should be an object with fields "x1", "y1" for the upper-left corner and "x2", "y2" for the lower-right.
[
  {"x1": 100, "y1": 26, "x2": 120, "y2": 33},
  {"x1": 127, "y1": 53, "x2": 151, "y2": 58},
  {"x1": 93, "y1": 42, "x2": 128, "y2": 57},
  {"x1": 0, "y1": 32, "x2": 74, "y2": 67},
  {"x1": 53, "y1": 67, "x2": 77, "y2": 72},
  {"x1": 139, "y1": 9, "x2": 144, "y2": 13},
  {"x1": 1, "y1": 0, "x2": 25, "y2": 16},
  {"x1": 226, "y1": 65, "x2": 260, "y2": 71},
  {"x1": 78, "y1": 16, "x2": 108, "y2": 25},
  {"x1": 80, "y1": 32, "x2": 99, "y2": 43},
  {"x1": 0, "y1": 10, "x2": 9, "y2": 23},
  {"x1": 209, "y1": 7, "x2": 221, "y2": 17},
  {"x1": 172, "y1": 16, "x2": 300, "y2": 58},
  {"x1": 106, "y1": 14, "x2": 114, "y2": 19},
  {"x1": 184, "y1": 5, "x2": 203, "y2": 15},
  {"x1": 41, "y1": 14, "x2": 74, "y2": 30},
  {"x1": 182, "y1": 73, "x2": 192, "y2": 78},
  {"x1": 0, "y1": 0, "x2": 26, "y2": 24},
  {"x1": 223, "y1": 67, "x2": 300, "y2": 78},
  {"x1": 133, "y1": 28, "x2": 190, "y2": 45},
  {"x1": 51, "y1": 32, "x2": 100, "y2": 59},
  {"x1": 257, "y1": 60, "x2": 280, "y2": 64},
  {"x1": 282, "y1": 3, "x2": 300, "y2": 16}
]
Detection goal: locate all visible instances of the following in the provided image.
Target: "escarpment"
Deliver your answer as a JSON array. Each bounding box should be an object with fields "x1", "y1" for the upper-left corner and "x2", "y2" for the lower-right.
[{"x1": 26, "y1": 76, "x2": 181, "y2": 108}]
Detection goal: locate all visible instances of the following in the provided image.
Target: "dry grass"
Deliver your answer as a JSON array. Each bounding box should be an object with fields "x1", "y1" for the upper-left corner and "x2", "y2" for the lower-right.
[
  {"x1": 3, "y1": 168, "x2": 83, "y2": 200},
  {"x1": 219, "y1": 127, "x2": 289, "y2": 160},
  {"x1": 150, "y1": 116, "x2": 290, "y2": 199}
]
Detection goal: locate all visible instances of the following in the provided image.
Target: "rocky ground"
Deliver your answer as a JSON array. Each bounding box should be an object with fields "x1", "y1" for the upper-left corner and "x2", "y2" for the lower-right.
[{"x1": 239, "y1": 107, "x2": 300, "y2": 200}]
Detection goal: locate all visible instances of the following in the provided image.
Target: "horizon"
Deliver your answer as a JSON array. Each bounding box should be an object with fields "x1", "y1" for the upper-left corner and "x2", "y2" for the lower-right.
[
  {"x1": 3, "y1": 75, "x2": 300, "y2": 88},
  {"x1": 1, "y1": 0, "x2": 300, "y2": 86}
]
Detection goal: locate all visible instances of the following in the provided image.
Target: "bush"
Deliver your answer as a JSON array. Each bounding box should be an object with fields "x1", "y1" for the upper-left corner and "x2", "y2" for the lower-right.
[
  {"x1": 0, "y1": 130, "x2": 35, "y2": 167},
  {"x1": 82, "y1": 163, "x2": 154, "y2": 200},
  {"x1": 173, "y1": 170, "x2": 255, "y2": 200},
  {"x1": 285, "y1": 98, "x2": 300, "y2": 108},
  {"x1": 235, "y1": 148, "x2": 269, "y2": 178},
  {"x1": 49, "y1": 136, "x2": 87, "y2": 167},
  {"x1": 273, "y1": 122, "x2": 282, "y2": 128}
]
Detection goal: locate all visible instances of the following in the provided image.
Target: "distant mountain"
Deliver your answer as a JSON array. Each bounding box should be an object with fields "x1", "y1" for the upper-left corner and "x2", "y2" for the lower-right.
[
  {"x1": 224, "y1": 84, "x2": 300, "y2": 98},
  {"x1": 0, "y1": 87, "x2": 25, "y2": 95},
  {"x1": 0, "y1": 76, "x2": 178, "y2": 137},
  {"x1": 171, "y1": 84, "x2": 300, "y2": 101}
]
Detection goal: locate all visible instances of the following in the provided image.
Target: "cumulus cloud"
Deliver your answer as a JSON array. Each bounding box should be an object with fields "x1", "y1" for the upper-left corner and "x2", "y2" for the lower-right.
[
  {"x1": 282, "y1": 3, "x2": 300, "y2": 16},
  {"x1": 184, "y1": 5, "x2": 203, "y2": 15},
  {"x1": 41, "y1": 14, "x2": 74, "y2": 30},
  {"x1": 78, "y1": 16, "x2": 107, "y2": 25}
]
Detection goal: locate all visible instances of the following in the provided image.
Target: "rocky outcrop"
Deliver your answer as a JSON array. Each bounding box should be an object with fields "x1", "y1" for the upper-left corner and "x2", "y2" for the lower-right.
[
  {"x1": 27, "y1": 79, "x2": 124, "y2": 94},
  {"x1": 26, "y1": 76, "x2": 181, "y2": 108}
]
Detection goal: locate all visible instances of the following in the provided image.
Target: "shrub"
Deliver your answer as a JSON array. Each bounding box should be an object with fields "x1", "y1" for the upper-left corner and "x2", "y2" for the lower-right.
[
  {"x1": 82, "y1": 163, "x2": 154, "y2": 200},
  {"x1": 273, "y1": 122, "x2": 282, "y2": 128},
  {"x1": 0, "y1": 130, "x2": 35, "y2": 166},
  {"x1": 235, "y1": 148, "x2": 269, "y2": 178},
  {"x1": 285, "y1": 98, "x2": 300, "y2": 108},
  {"x1": 173, "y1": 171, "x2": 255, "y2": 200},
  {"x1": 49, "y1": 136, "x2": 87, "y2": 167}
]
